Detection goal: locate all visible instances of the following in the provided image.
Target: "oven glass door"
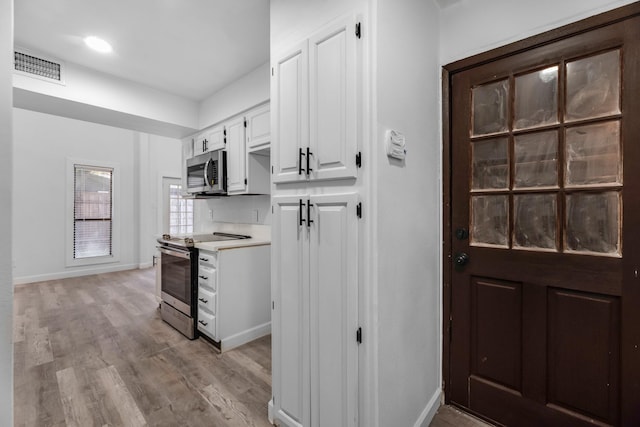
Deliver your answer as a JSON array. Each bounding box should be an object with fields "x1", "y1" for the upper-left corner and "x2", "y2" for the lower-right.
[{"x1": 159, "y1": 247, "x2": 192, "y2": 309}]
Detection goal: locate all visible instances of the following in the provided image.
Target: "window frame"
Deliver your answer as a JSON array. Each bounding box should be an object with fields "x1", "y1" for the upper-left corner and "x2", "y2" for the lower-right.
[{"x1": 66, "y1": 158, "x2": 120, "y2": 267}]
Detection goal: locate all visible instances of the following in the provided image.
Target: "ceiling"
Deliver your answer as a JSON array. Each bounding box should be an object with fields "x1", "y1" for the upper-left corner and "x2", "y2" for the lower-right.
[{"x1": 13, "y1": 0, "x2": 270, "y2": 102}]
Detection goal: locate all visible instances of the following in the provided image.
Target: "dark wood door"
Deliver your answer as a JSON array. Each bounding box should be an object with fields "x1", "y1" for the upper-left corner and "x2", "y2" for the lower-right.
[{"x1": 447, "y1": 8, "x2": 640, "y2": 427}]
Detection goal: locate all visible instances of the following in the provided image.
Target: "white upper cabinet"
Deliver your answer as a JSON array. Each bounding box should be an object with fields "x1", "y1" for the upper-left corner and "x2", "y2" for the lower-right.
[
  {"x1": 272, "y1": 16, "x2": 359, "y2": 184},
  {"x1": 225, "y1": 115, "x2": 247, "y2": 194},
  {"x1": 309, "y1": 16, "x2": 358, "y2": 182},
  {"x1": 272, "y1": 41, "x2": 309, "y2": 183},
  {"x1": 194, "y1": 125, "x2": 225, "y2": 156},
  {"x1": 246, "y1": 103, "x2": 271, "y2": 152}
]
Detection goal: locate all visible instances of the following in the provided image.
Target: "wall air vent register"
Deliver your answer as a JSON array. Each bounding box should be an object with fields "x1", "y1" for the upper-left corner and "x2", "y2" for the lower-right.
[{"x1": 14, "y1": 50, "x2": 64, "y2": 84}]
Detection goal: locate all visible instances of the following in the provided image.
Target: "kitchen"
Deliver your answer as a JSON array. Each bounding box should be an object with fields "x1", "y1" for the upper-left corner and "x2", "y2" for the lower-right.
[{"x1": 2, "y1": 1, "x2": 640, "y2": 427}]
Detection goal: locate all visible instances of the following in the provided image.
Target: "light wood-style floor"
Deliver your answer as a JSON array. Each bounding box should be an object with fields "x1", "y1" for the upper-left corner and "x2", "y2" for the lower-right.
[
  {"x1": 14, "y1": 267, "x2": 489, "y2": 427},
  {"x1": 14, "y1": 268, "x2": 272, "y2": 427}
]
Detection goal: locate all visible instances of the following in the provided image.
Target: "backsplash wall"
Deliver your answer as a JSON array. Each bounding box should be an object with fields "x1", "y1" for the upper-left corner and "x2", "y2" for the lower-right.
[{"x1": 193, "y1": 195, "x2": 271, "y2": 231}]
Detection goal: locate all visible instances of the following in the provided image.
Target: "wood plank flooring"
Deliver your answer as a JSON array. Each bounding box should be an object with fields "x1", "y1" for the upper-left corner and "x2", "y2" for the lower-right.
[
  {"x1": 14, "y1": 267, "x2": 489, "y2": 427},
  {"x1": 14, "y1": 268, "x2": 272, "y2": 427}
]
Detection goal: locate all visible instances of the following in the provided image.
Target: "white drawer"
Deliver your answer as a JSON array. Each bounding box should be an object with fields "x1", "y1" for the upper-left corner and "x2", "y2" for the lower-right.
[
  {"x1": 197, "y1": 309, "x2": 216, "y2": 339},
  {"x1": 198, "y1": 251, "x2": 217, "y2": 268},
  {"x1": 197, "y1": 265, "x2": 216, "y2": 291},
  {"x1": 197, "y1": 286, "x2": 216, "y2": 315}
]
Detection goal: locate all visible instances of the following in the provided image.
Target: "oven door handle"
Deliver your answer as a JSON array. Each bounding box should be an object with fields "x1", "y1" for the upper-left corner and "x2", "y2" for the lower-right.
[{"x1": 158, "y1": 247, "x2": 191, "y2": 260}]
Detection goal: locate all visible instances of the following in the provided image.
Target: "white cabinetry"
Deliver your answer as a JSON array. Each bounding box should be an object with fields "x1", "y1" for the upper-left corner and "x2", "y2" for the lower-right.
[
  {"x1": 226, "y1": 106, "x2": 271, "y2": 196},
  {"x1": 197, "y1": 245, "x2": 271, "y2": 351},
  {"x1": 246, "y1": 103, "x2": 271, "y2": 152},
  {"x1": 272, "y1": 15, "x2": 359, "y2": 184},
  {"x1": 225, "y1": 114, "x2": 247, "y2": 194},
  {"x1": 194, "y1": 125, "x2": 225, "y2": 156},
  {"x1": 272, "y1": 193, "x2": 359, "y2": 427}
]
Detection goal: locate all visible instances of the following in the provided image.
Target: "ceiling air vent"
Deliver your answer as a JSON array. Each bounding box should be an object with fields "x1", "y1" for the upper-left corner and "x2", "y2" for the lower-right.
[{"x1": 14, "y1": 51, "x2": 63, "y2": 82}]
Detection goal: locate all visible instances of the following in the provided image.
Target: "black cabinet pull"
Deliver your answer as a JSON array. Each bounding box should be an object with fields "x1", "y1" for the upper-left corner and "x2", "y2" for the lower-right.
[
  {"x1": 199, "y1": 297, "x2": 208, "y2": 304},
  {"x1": 199, "y1": 275, "x2": 208, "y2": 280},
  {"x1": 299, "y1": 199, "x2": 306, "y2": 226},
  {"x1": 198, "y1": 320, "x2": 208, "y2": 326},
  {"x1": 199, "y1": 257, "x2": 208, "y2": 262},
  {"x1": 307, "y1": 201, "x2": 313, "y2": 227},
  {"x1": 299, "y1": 148, "x2": 306, "y2": 175},
  {"x1": 306, "y1": 147, "x2": 313, "y2": 173}
]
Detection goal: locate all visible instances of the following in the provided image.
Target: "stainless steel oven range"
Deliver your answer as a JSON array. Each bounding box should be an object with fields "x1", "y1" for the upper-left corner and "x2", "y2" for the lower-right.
[{"x1": 156, "y1": 232, "x2": 250, "y2": 339}]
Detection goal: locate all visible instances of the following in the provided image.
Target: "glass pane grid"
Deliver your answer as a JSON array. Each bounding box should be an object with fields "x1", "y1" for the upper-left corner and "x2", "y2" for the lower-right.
[
  {"x1": 169, "y1": 184, "x2": 193, "y2": 235},
  {"x1": 469, "y1": 48, "x2": 622, "y2": 256}
]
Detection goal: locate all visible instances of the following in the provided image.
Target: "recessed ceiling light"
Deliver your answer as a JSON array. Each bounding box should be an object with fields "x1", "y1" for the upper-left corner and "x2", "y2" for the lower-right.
[{"x1": 84, "y1": 36, "x2": 112, "y2": 53}]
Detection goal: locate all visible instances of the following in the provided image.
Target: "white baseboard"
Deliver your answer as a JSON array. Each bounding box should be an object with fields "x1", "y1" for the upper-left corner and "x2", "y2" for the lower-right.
[
  {"x1": 13, "y1": 263, "x2": 140, "y2": 286},
  {"x1": 414, "y1": 388, "x2": 443, "y2": 427},
  {"x1": 138, "y1": 261, "x2": 153, "y2": 269},
  {"x1": 220, "y1": 322, "x2": 271, "y2": 352},
  {"x1": 268, "y1": 399, "x2": 274, "y2": 424}
]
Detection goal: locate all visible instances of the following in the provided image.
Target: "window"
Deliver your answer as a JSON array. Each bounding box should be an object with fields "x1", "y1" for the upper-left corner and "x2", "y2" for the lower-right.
[
  {"x1": 73, "y1": 164, "x2": 113, "y2": 259},
  {"x1": 169, "y1": 184, "x2": 193, "y2": 234}
]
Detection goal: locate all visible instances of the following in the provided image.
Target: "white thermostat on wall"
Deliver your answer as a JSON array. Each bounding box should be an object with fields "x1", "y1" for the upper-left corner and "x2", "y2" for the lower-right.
[{"x1": 385, "y1": 129, "x2": 406, "y2": 160}]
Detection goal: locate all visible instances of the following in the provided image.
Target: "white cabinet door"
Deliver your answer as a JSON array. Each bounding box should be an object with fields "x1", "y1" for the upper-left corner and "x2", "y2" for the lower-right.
[
  {"x1": 194, "y1": 126, "x2": 225, "y2": 155},
  {"x1": 206, "y1": 126, "x2": 225, "y2": 152},
  {"x1": 309, "y1": 16, "x2": 358, "y2": 181},
  {"x1": 309, "y1": 193, "x2": 358, "y2": 427},
  {"x1": 246, "y1": 103, "x2": 271, "y2": 152},
  {"x1": 272, "y1": 195, "x2": 310, "y2": 427},
  {"x1": 226, "y1": 115, "x2": 247, "y2": 194},
  {"x1": 272, "y1": 41, "x2": 309, "y2": 184},
  {"x1": 272, "y1": 193, "x2": 359, "y2": 427}
]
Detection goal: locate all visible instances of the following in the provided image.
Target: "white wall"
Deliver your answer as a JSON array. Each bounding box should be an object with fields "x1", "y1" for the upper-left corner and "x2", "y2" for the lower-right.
[
  {"x1": 193, "y1": 196, "x2": 272, "y2": 230},
  {"x1": 12, "y1": 109, "x2": 138, "y2": 283},
  {"x1": 0, "y1": 0, "x2": 13, "y2": 424},
  {"x1": 13, "y1": 59, "x2": 200, "y2": 138},
  {"x1": 375, "y1": 0, "x2": 442, "y2": 425},
  {"x1": 439, "y1": 0, "x2": 637, "y2": 64},
  {"x1": 199, "y1": 62, "x2": 270, "y2": 130}
]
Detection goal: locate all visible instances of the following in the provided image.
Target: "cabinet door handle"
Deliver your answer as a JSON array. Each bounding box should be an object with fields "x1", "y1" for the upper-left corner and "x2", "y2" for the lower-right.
[
  {"x1": 299, "y1": 148, "x2": 306, "y2": 175},
  {"x1": 199, "y1": 297, "x2": 208, "y2": 304},
  {"x1": 307, "y1": 201, "x2": 314, "y2": 227},
  {"x1": 299, "y1": 199, "x2": 306, "y2": 226},
  {"x1": 199, "y1": 275, "x2": 208, "y2": 280},
  {"x1": 198, "y1": 320, "x2": 208, "y2": 326},
  {"x1": 199, "y1": 257, "x2": 209, "y2": 262},
  {"x1": 306, "y1": 147, "x2": 313, "y2": 173}
]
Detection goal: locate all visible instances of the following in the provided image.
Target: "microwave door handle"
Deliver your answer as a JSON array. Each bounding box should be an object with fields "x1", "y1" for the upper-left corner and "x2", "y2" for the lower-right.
[{"x1": 203, "y1": 157, "x2": 211, "y2": 187}]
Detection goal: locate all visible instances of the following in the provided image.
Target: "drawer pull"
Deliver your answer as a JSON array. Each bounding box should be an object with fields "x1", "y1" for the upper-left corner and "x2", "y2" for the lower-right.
[
  {"x1": 199, "y1": 257, "x2": 209, "y2": 262},
  {"x1": 199, "y1": 298, "x2": 208, "y2": 304},
  {"x1": 199, "y1": 275, "x2": 208, "y2": 280},
  {"x1": 198, "y1": 320, "x2": 208, "y2": 326}
]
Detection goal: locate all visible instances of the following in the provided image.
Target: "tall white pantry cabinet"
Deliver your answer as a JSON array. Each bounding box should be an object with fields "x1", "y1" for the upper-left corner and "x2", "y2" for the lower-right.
[{"x1": 271, "y1": 14, "x2": 363, "y2": 427}]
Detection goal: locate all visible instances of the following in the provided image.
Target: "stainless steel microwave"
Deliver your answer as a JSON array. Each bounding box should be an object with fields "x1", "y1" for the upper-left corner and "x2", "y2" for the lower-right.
[{"x1": 186, "y1": 150, "x2": 227, "y2": 195}]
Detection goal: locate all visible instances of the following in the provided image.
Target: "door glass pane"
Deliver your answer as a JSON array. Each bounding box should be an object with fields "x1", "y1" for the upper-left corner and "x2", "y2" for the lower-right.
[
  {"x1": 471, "y1": 195, "x2": 509, "y2": 247},
  {"x1": 513, "y1": 194, "x2": 557, "y2": 250},
  {"x1": 514, "y1": 66, "x2": 558, "y2": 130},
  {"x1": 565, "y1": 121, "x2": 621, "y2": 187},
  {"x1": 472, "y1": 80, "x2": 509, "y2": 136},
  {"x1": 566, "y1": 192, "x2": 620, "y2": 256},
  {"x1": 472, "y1": 137, "x2": 509, "y2": 190},
  {"x1": 514, "y1": 131, "x2": 558, "y2": 188},
  {"x1": 566, "y1": 50, "x2": 621, "y2": 121}
]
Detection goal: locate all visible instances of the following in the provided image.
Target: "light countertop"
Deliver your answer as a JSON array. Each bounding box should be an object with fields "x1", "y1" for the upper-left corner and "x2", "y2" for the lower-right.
[{"x1": 194, "y1": 222, "x2": 270, "y2": 252}]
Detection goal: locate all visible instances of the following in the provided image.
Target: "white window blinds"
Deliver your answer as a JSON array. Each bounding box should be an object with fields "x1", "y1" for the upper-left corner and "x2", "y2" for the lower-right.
[
  {"x1": 169, "y1": 184, "x2": 193, "y2": 234},
  {"x1": 73, "y1": 165, "x2": 113, "y2": 259}
]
